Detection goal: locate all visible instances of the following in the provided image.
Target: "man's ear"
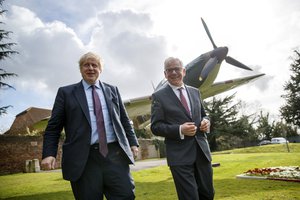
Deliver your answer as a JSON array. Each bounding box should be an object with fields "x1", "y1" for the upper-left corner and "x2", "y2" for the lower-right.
[{"x1": 182, "y1": 68, "x2": 186, "y2": 77}]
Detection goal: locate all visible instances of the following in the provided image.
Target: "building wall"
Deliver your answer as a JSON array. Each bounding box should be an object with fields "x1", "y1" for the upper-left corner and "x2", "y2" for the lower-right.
[
  {"x1": 0, "y1": 135, "x2": 62, "y2": 174},
  {"x1": 0, "y1": 135, "x2": 162, "y2": 175}
]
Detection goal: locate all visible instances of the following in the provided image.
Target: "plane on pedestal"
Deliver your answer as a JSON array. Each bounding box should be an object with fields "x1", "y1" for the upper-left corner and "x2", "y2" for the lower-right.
[{"x1": 125, "y1": 18, "x2": 265, "y2": 129}]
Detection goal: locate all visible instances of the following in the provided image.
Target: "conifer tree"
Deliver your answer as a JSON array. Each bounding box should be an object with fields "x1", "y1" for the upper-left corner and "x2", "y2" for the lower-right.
[
  {"x1": 280, "y1": 50, "x2": 300, "y2": 129},
  {"x1": 0, "y1": 0, "x2": 18, "y2": 115}
]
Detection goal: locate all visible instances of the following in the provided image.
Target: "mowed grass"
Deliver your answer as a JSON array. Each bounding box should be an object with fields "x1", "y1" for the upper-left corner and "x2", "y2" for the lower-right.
[{"x1": 0, "y1": 143, "x2": 299, "y2": 200}]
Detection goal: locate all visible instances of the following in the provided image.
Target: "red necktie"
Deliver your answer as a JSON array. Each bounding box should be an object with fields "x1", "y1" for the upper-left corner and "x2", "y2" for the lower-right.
[
  {"x1": 91, "y1": 85, "x2": 108, "y2": 157},
  {"x1": 178, "y1": 88, "x2": 190, "y2": 116}
]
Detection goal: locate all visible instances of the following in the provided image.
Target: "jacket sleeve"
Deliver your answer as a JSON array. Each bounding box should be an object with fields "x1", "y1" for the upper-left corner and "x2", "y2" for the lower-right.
[
  {"x1": 42, "y1": 87, "x2": 65, "y2": 158},
  {"x1": 115, "y1": 86, "x2": 139, "y2": 147},
  {"x1": 150, "y1": 93, "x2": 182, "y2": 140}
]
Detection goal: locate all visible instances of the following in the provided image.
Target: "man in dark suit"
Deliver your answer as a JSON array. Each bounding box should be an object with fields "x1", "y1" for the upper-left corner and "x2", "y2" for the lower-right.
[
  {"x1": 151, "y1": 57, "x2": 214, "y2": 200},
  {"x1": 41, "y1": 52, "x2": 139, "y2": 200}
]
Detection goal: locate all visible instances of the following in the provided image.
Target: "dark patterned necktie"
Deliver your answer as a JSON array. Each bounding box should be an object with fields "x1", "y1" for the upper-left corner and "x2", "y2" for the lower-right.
[
  {"x1": 178, "y1": 88, "x2": 190, "y2": 116},
  {"x1": 91, "y1": 85, "x2": 108, "y2": 157}
]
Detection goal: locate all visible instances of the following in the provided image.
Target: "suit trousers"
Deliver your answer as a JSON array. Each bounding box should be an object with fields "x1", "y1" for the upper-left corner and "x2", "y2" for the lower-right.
[
  {"x1": 170, "y1": 145, "x2": 214, "y2": 200},
  {"x1": 70, "y1": 142, "x2": 135, "y2": 200}
]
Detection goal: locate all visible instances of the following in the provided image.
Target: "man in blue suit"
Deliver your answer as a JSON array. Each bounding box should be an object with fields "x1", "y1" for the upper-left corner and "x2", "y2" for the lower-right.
[
  {"x1": 41, "y1": 52, "x2": 139, "y2": 200},
  {"x1": 151, "y1": 57, "x2": 214, "y2": 200}
]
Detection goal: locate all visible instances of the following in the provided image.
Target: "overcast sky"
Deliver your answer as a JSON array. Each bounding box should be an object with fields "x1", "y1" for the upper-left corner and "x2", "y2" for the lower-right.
[{"x1": 1, "y1": 0, "x2": 299, "y2": 133}]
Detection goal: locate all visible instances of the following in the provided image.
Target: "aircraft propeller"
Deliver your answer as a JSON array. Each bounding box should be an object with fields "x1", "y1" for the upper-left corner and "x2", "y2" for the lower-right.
[
  {"x1": 201, "y1": 18, "x2": 252, "y2": 71},
  {"x1": 201, "y1": 18, "x2": 217, "y2": 49},
  {"x1": 199, "y1": 57, "x2": 218, "y2": 81},
  {"x1": 225, "y1": 56, "x2": 252, "y2": 70}
]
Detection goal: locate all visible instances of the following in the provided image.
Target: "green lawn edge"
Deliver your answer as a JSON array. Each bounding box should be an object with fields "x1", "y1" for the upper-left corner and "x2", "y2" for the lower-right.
[{"x1": 0, "y1": 144, "x2": 299, "y2": 200}]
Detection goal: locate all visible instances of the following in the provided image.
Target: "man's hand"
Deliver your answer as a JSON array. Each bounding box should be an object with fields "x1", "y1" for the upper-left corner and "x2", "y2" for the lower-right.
[
  {"x1": 131, "y1": 146, "x2": 139, "y2": 159},
  {"x1": 200, "y1": 118, "x2": 210, "y2": 133},
  {"x1": 181, "y1": 122, "x2": 197, "y2": 136},
  {"x1": 41, "y1": 156, "x2": 56, "y2": 170}
]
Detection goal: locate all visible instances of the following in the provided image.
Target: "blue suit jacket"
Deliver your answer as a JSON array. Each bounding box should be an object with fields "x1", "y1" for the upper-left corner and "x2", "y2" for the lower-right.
[
  {"x1": 151, "y1": 84, "x2": 211, "y2": 166},
  {"x1": 42, "y1": 81, "x2": 139, "y2": 181}
]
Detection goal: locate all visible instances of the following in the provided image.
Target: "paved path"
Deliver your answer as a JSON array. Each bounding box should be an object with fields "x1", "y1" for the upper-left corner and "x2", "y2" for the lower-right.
[
  {"x1": 40, "y1": 159, "x2": 167, "y2": 173},
  {"x1": 41, "y1": 159, "x2": 219, "y2": 173},
  {"x1": 130, "y1": 159, "x2": 167, "y2": 171},
  {"x1": 130, "y1": 159, "x2": 220, "y2": 171},
  {"x1": 41, "y1": 159, "x2": 221, "y2": 173}
]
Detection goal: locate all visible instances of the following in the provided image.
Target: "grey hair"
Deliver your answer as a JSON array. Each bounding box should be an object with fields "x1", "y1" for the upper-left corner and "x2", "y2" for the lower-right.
[{"x1": 164, "y1": 57, "x2": 183, "y2": 69}]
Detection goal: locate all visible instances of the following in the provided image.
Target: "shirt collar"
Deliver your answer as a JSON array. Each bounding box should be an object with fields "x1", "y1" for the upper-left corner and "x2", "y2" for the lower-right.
[
  {"x1": 168, "y1": 82, "x2": 185, "y2": 90},
  {"x1": 82, "y1": 79, "x2": 100, "y2": 90}
]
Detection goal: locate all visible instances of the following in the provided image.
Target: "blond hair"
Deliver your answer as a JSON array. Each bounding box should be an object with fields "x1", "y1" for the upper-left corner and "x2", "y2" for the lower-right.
[{"x1": 78, "y1": 52, "x2": 103, "y2": 71}]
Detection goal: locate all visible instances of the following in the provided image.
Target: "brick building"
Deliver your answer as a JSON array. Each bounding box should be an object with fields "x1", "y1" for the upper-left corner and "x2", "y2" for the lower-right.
[{"x1": 5, "y1": 107, "x2": 51, "y2": 135}]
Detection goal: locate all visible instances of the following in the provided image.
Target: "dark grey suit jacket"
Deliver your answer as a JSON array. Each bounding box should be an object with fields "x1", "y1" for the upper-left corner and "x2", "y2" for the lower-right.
[
  {"x1": 42, "y1": 80, "x2": 139, "y2": 181},
  {"x1": 151, "y1": 84, "x2": 211, "y2": 166}
]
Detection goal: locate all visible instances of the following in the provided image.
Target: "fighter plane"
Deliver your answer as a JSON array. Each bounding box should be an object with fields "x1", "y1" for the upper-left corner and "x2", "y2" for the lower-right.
[{"x1": 125, "y1": 18, "x2": 265, "y2": 129}]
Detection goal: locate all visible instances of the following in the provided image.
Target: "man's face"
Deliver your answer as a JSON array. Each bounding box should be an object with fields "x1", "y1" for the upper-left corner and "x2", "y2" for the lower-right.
[
  {"x1": 80, "y1": 58, "x2": 101, "y2": 85},
  {"x1": 164, "y1": 60, "x2": 185, "y2": 87}
]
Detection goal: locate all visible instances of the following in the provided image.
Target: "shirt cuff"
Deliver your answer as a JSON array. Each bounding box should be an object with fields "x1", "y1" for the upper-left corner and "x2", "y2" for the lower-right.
[{"x1": 179, "y1": 125, "x2": 185, "y2": 139}]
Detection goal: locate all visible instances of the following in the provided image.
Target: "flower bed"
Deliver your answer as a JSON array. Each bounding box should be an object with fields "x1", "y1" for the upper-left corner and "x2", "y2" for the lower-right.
[{"x1": 236, "y1": 166, "x2": 300, "y2": 182}]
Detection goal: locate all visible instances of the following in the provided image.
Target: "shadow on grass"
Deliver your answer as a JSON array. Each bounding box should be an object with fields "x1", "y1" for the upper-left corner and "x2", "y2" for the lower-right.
[
  {"x1": 135, "y1": 173, "x2": 300, "y2": 200},
  {"x1": 134, "y1": 177, "x2": 177, "y2": 200},
  {"x1": 2, "y1": 177, "x2": 299, "y2": 200},
  {"x1": 2, "y1": 191, "x2": 73, "y2": 200}
]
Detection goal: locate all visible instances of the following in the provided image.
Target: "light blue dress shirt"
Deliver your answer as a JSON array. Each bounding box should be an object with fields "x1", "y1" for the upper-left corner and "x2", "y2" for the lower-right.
[{"x1": 82, "y1": 80, "x2": 117, "y2": 145}]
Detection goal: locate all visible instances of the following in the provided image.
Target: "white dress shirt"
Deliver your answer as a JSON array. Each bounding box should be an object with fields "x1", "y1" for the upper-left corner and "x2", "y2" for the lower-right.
[{"x1": 168, "y1": 83, "x2": 192, "y2": 139}]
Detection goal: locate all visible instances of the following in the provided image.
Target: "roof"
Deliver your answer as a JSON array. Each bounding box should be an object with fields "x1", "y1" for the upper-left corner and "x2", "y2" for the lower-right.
[{"x1": 5, "y1": 107, "x2": 51, "y2": 135}]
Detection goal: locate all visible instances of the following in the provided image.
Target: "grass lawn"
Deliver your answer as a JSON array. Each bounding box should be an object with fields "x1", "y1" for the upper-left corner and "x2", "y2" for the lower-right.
[{"x1": 0, "y1": 143, "x2": 299, "y2": 200}]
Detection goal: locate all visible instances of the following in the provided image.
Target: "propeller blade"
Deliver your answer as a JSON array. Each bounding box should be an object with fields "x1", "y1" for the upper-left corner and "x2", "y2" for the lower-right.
[
  {"x1": 199, "y1": 57, "x2": 218, "y2": 81},
  {"x1": 151, "y1": 81, "x2": 155, "y2": 90},
  {"x1": 225, "y1": 56, "x2": 253, "y2": 71},
  {"x1": 201, "y1": 18, "x2": 217, "y2": 49}
]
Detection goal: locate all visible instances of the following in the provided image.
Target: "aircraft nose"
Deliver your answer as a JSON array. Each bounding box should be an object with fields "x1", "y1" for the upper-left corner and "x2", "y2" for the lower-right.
[{"x1": 210, "y1": 47, "x2": 228, "y2": 62}]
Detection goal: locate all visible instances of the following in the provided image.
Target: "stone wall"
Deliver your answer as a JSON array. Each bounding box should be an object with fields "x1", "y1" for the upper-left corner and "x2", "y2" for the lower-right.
[
  {"x1": 135, "y1": 139, "x2": 161, "y2": 160},
  {"x1": 0, "y1": 135, "x2": 63, "y2": 175},
  {"x1": 0, "y1": 135, "x2": 163, "y2": 175}
]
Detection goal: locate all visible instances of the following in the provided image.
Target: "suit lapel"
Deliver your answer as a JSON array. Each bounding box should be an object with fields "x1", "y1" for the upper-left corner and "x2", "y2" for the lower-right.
[
  {"x1": 99, "y1": 81, "x2": 113, "y2": 117},
  {"x1": 166, "y1": 85, "x2": 182, "y2": 107},
  {"x1": 186, "y1": 86, "x2": 195, "y2": 119},
  {"x1": 73, "y1": 82, "x2": 91, "y2": 125}
]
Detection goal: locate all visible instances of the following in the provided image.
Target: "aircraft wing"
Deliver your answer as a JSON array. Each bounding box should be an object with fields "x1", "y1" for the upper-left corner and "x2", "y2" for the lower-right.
[
  {"x1": 201, "y1": 73, "x2": 265, "y2": 99},
  {"x1": 123, "y1": 73, "x2": 265, "y2": 129},
  {"x1": 124, "y1": 95, "x2": 152, "y2": 129},
  {"x1": 124, "y1": 95, "x2": 152, "y2": 118}
]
